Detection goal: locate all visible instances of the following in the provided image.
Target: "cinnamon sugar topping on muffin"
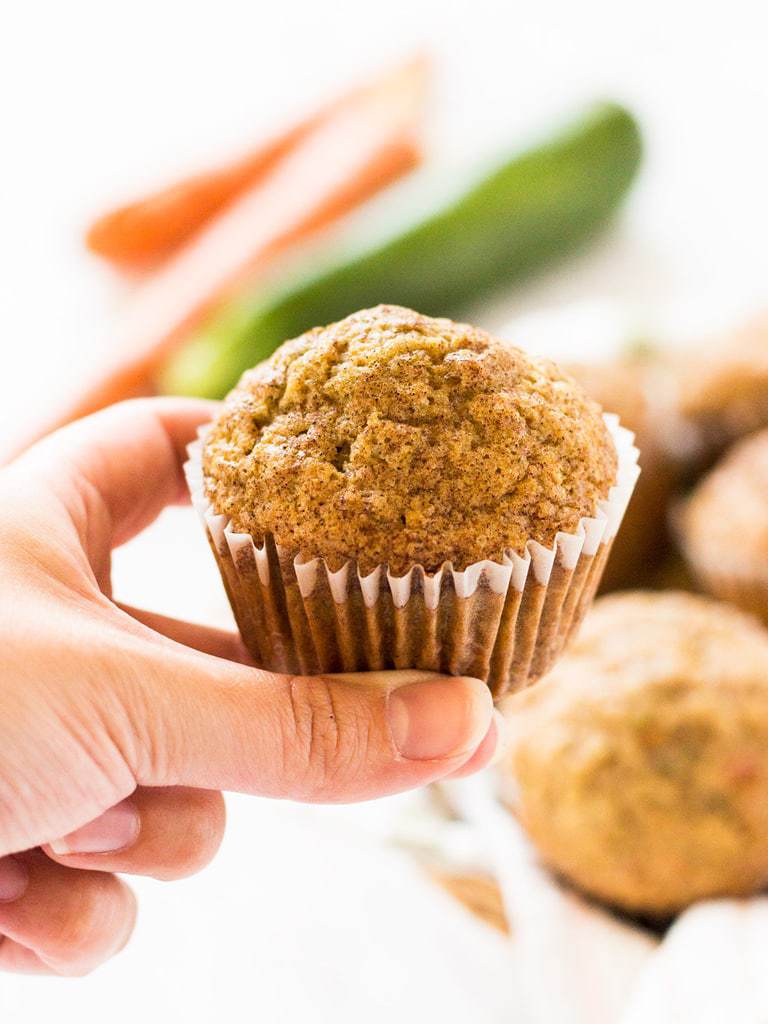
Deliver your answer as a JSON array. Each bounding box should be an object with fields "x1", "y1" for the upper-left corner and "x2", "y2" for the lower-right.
[{"x1": 202, "y1": 305, "x2": 617, "y2": 574}]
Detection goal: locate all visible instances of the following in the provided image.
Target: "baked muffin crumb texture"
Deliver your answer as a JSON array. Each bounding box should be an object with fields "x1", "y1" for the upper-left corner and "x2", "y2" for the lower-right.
[
  {"x1": 684, "y1": 427, "x2": 768, "y2": 570},
  {"x1": 203, "y1": 305, "x2": 617, "y2": 574},
  {"x1": 506, "y1": 590, "x2": 768, "y2": 915}
]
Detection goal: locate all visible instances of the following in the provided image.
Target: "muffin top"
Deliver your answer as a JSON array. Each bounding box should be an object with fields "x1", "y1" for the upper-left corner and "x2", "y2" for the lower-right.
[
  {"x1": 683, "y1": 428, "x2": 768, "y2": 570},
  {"x1": 202, "y1": 305, "x2": 617, "y2": 574},
  {"x1": 503, "y1": 591, "x2": 768, "y2": 915},
  {"x1": 677, "y1": 313, "x2": 768, "y2": 451}
]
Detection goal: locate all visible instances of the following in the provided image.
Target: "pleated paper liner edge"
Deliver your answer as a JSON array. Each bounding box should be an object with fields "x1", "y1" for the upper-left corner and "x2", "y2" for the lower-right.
[{"x1": 185, "y1": 414, "x2": 640, "y2": 699}]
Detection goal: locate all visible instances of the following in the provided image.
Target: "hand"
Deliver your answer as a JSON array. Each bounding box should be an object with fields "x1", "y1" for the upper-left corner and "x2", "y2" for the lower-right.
[{"x1": 0, "y1": 398, "x2": 498, "y2": 975}]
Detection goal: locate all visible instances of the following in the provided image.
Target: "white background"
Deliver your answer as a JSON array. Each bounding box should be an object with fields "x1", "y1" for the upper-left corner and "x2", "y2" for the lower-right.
[{"x1": 2, "y1": 0, "x2": 768, "y2": 1019}]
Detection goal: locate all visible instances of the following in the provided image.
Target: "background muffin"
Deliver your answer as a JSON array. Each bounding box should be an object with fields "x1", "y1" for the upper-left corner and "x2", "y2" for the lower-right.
[
  {"x1": 191, "y1": 304, "x2": 638, "y2": 693},
  {"x1": 500, "y1": 591, "x2": 768, "y2": 917},
  {"x1": 203, "y1": 304, "x2": 618, "y2": 575},
  {"x1": 681, "y1": 428, "x2": 768, "y2": 623},
  {"x1": 675, "y1": 312, "x2": 768, "y2": 462}
]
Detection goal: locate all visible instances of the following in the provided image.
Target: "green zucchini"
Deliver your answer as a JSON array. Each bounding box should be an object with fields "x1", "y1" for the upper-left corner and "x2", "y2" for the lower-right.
[{"x1": 161, "y1": 101, "x2": 641, "y2": 398}]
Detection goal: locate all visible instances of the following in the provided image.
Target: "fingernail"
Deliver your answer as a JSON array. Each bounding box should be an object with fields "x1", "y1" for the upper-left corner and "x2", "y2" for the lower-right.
[
  {"x1": 0, "y1": 856, "x2": 28, "y2": 902},
  {"x1": 387, "y1": 676, "x2": 493, "y2": 761},
  {"x1": 490, "y1": 709, "x2": 512, "y2": 766},
  {"x1": 49, "y1": 800, "x2": 140, "y2": 856}
]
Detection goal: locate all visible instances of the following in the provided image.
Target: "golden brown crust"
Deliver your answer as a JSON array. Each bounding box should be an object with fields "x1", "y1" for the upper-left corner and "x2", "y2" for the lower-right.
[
  {"x1": 681, "y1": 429, "x2": 768, "y2": 623},
  {"x1": 684, "y1": 428, "x2": 768, "y2": 573},
  {"x1": 503, "y1": 591, "x2": 768, "y2": 916},
  {"x1": 676, "y1": 313, "x2": 768, "y2": 451},
  {"x1": 202, "y1": 305, "x2": 617, "y2": 574}
]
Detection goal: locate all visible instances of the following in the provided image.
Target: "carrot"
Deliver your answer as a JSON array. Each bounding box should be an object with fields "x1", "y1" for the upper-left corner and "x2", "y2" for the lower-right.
[
  {"x1": 85, "y1": 124, "x2": 314, "y2": 269},
  {"x1": 85, "y1": 58, "x2": 427, "y2": 268},
  {"x1": 8, "y1": 56, "x2": 427, "y2": 459}
]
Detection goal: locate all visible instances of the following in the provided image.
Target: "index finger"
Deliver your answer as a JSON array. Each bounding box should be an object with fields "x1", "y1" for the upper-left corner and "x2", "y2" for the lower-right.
[{"x1": 7, "y1": 397, "x2": 217, "y2": 550}]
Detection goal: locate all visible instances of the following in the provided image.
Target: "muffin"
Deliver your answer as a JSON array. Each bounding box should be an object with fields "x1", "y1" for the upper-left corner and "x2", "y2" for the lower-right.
[
  {"x1": 675, "y1": 311, "x2": 768, "y2": 463},
  {"x1": 681, "y1": 428, "x2": 768, "y2": 623},
  {"x1": 500, "y1": 591, "x2": 768, "y2": 917},
  {"x1": 186, "y1": 305, "x2": 639, "y2": 696},
  {"x1": 566, "y1": 357, "x2": 680, "y2": 591}
]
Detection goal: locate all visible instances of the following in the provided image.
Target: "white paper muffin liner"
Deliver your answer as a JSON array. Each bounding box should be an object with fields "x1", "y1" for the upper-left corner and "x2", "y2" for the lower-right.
[{"x1": 184, "y1": 414, "x2": 640, "y2": 698}]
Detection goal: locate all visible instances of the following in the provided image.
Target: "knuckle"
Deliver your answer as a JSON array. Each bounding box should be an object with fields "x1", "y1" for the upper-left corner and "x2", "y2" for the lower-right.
[
  {"x1": 282, "y1": 676, "x2": 371, "y2": 801},
  {"x1": 0, "y1": 620, "x2": 138, "y2": 853}
]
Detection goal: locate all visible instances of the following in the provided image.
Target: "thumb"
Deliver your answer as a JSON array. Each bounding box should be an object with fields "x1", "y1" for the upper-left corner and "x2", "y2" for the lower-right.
[{"x1": 124, "y1": 636, "x2": 496, "y2": 802}]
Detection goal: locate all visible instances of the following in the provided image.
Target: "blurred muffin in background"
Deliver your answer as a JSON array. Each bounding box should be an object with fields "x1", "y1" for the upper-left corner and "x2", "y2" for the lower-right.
[
  {"x1": 566, "y1": 355, "x2": 681, "y2": 591},
  {"x1": 675, "y1": 311, "x2": 768, "y2": 463},
  {"x1": 681, "y1": 428, "x2": 768, "y2": 624},
  {"x1": 500, "y1": 591, "x2": 768, "y2": 917}
]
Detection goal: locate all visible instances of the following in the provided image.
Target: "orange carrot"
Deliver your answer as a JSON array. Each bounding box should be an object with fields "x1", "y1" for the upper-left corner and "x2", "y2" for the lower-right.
[
  {"x1": 86, "y1": 57, "x2": 427, "y2": 269},
  {"x1": 8, "y1": 56, "x2": 428, "y2": 459},
  {"x1": 86, "y1": 125, "x2": 314, "y2": 269}
]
